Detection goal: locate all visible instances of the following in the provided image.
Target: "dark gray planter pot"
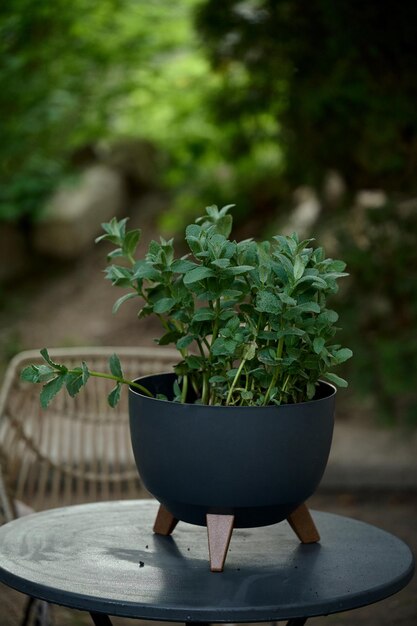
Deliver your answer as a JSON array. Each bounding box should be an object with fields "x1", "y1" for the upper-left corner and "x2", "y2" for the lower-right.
[{"x1": 129, "y1": 373, "x2": 335, "y2": 528}]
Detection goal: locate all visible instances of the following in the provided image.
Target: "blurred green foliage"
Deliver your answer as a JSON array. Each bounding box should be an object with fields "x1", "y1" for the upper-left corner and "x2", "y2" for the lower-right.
[
  {"x1": 335, "y1": 198, "x2": 417, "y2": 426},
  {"x1": 0, "y1": 0, "x2": 212, "y2": 222},
  {"x1": 193, "y1": 0, "x2": 417, "y2": 424},
  {"x1": 195, "y1": 0, "x2": 417, "y2": 193},
  {"x1": 2, "y1": 0, "x2": 417, "y2": 424}
]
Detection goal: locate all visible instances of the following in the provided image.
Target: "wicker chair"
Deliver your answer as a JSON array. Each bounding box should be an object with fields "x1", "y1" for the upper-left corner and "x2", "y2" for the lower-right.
[{"x1": 0, "y1": 346, "x2": 178, "y2": 626}]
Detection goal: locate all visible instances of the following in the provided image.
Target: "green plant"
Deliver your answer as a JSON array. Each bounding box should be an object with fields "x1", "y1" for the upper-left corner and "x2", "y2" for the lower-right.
[{"x1": 22, "y1": 205, "x2": 352, "y2": 408}]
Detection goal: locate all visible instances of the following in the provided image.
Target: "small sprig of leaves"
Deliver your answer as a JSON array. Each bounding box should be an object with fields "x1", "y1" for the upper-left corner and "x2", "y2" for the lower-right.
[
  {"x1": 23, "y1": 204, "x2": 352, "y2": 408},
  {"x1": 20, "y1": 349, "x2": 152, "y2": 408}
]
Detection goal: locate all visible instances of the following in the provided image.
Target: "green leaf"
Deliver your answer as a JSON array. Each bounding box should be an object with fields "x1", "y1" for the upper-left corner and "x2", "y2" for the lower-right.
[
  {"x1": 171, "y1": 259, "x2": 198, "y2": 273},
  {"x1": 275, "y1": 327, "x2": 305, "y2": 338},
  {"x1": 295, "y1": 301, "x2": 321, "y2": 314},
  {"x1": 185, "y1": 224, "x2": 201, "y2": 239},
  {"x1": 132, "y1": 260, "x2": 160, "y2": 281},
  {"x1": 278, "y1": 292, "x2": 297, "y2": 306},
  {"x1": 183, "y1": 266, "x2": 215, "y2": 284},
  {"x1": 40, "y1": 348, "x2": 62, "y2": 370},
  {"x1": 307, "y1": 382, "x2": 316, "y2": 399},
  {"x1": 324, "y1": 372, "x2": 348, "y2": 388},
  {"x1": 153, "y1": 297, "x2": 176, "y2": 314},
  {"x1": 313, "y1": 337, "x2": 326, "y2": 354},
  {"x1": 243, "y1": 341, "x2": 257, "y2": 361},
  {"x1": 185, "y1": 355, "x2": 202, "y2": 370},
  {"x1": 109, "y1": 353, "x2": 123, "y2": 379},
  {"x1": 226, "y1": 265, "x2": 255, "y2": 276},
  {"x1": 318, "y1": 310, "x2": 339, "y2": 323},
  {"x1": 256, "y1": 291, "x2": 282, "y2": 314},
  {"x1": 173, "y1": 379, "x2": 182, "y2": 399},
  {"x1": 108, "y1": 383, "x2": 122, "y2": 407},
  {"x1": 122, "y1": 229, "x2": 141, "y2": 258},
  {"x1": 222, "y1": 289, "x2": 243, "y2": 298},
  {"x1": 82, "y1": 362, "x2": 89, "y2": 385},
  {"x1": 211, "y1": 338, "x2": 237, "y2": 356},
  {"x1": 21, "y1": 364, "x2": 55, "y2": 383},
  {"x1": 211, "y1": 258, "x2": 230, "y2": 269},
  {"x1": 333, "y1": 348, "x2": 353, "y2": 363},
  {"x1": 258, "y1": 348, "x2": 279, "y2": 366},
  {"x1": 40, "y1": 375, "x2": 66, "y2": 409},
  {"x1": 112, "y1": 292, "x2": 137, "y2": 314},
  {"x1": 158, "y1": 331, "x2": 180, "y2": 346},
  {"x1": 96, "y1": 217, "x2": 128, "y2": 245},
  {"x1": 293, "y1": 256, "x2": 305, "y2": 280},
  {"x1": 176, "y1": 335, "x2": 195, "y2": 350},
  {"x1": 209, "y1": 375, "x2": 227, "y2": 383},
  {"x1": 273, "y1": 253, "x2": 294, "y2": 279},
  {"x1": 104, "y1": 265, "x2": 133, "y2": 287},
  {"x1": 296, "y1": 275, "x2": 327, "y2": 289},
  {"x1": 66, "y1": 369, "x2": 85, "y2": 397},
  {"x1": 212, "y1": 215, "x2": 233, "y2": 238},
  {"x1": 192, "y1": 308, "x2": 215, "y2": 322}
]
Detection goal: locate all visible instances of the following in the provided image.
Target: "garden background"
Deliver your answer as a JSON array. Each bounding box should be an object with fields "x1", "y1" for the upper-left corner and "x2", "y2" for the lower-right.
[{"x1": 1, "y1": 0, "x2": 417, "y2": 428}]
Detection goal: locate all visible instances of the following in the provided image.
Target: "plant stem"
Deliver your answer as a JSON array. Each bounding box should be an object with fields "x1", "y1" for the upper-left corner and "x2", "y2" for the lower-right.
[
  {"x1": 226, "y1": 358, "x2": 246, "y2": 405},
  {"x1": 202, "y1": 371, "x2": 210, "y2": 404},
  {"x1": 181, "y1": 374, "x2": 188, "y2": 403},
  {"x1": 82, "y1": 369, "x2": 154, "y2": 397},
  {"x1": 263, "y1": 335, "x2": 285, "y2": 406}
]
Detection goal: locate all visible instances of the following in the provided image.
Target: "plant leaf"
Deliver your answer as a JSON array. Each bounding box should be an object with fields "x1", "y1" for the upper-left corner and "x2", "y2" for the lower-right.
[
  {"x1": 21, "y1": 364, "x2": 55, "y2": 383},
  {"x1": 40, "y1": 348, "x2": 63, "y2": 371},
  {"x1": 183, "y1": 266, "x2": 216, "y2": 284},
  {"x1": 112, "y1": 292, "x2": 137, "y2": 314},
  {"x1": 293, "y1": 256, "x2": 305, "y2": 280},
  {"x1": 333, "y1": 348, "x2": 353, "y2": 363},
  {"x1": 176, "y1": 335, "x2": 195, "y2": 350},
  {"x1": 171, "y1": 259, "x2": 198, "y2": 273},
  {"x1": 66, "y1": 368, "x2": 86, "y2": 397},
  {"x1": 153, "y1": 297, "x2": 176, "y2": 314},
  {"x1": 123, "y1": 229, "x2": 141, "y2": 257},
  {"x1": 108, "y1": 383, "x2": 122, "y2": 407},
  {"x1": 324, "y1": 372, "x2": 348, "y2": 388},
  {"x1": 109, "y1": 354, "x2": 123, "y2": 378},
  {"x1": 313, "y1": 337, "x2": 326, "y2": 354},
  {"x1": 192, "y1": 308, "x2": 215, "y2": 322},
  {"x1": 256, "y1": 291, "x2": 281, "y2": 314},
  {"x1": 40, "y1": 375, "x2": 66, "y2": 408}
]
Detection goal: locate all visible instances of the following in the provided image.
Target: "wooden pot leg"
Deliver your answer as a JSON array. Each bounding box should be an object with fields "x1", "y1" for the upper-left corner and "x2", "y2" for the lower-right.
[
  {"x1": 206, "y1": 514, "x2": 235, "y2": 572},
  {"x1": 287, "y1": 503, "x2": 320, "y2": 543},
  {"x1": 153, "y1": 504, "x2": 179, "y2": 536}
]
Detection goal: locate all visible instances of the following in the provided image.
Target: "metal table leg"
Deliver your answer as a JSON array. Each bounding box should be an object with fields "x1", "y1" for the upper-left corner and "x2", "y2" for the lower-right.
[{"x1": 90, "y1": 612, "x2": 114, "y2": 626}]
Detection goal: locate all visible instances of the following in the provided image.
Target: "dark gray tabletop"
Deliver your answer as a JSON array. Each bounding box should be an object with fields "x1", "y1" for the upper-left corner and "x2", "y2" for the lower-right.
[{"x1": 0, "y1": 500, "x2": 413, "y2": 622}]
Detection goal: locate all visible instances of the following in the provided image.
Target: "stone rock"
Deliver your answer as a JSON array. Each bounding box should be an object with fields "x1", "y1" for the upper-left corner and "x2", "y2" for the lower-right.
[
  {"x1": 33, "y1": 165, "x2": 126, "y2": 259},
  {"x1": 283, "y1": 186, "x2": 321, "y2": 238},
  {"x1": 97, "y1": 138, "x2": 159, "y2": 192}
]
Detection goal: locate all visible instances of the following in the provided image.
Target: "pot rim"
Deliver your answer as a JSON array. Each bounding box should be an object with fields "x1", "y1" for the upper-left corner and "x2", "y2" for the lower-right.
[{"x1": 129, "y1": 371, "x2": 337, "y2": 409}]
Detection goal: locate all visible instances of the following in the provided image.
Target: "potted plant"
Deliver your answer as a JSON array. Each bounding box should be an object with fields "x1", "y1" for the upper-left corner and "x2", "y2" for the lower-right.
[{"x1": 22, "y1": 205, "x2": 352, "y2": 571}]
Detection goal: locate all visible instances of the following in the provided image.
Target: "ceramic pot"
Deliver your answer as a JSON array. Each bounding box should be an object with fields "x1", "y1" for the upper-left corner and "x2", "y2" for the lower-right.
[{"x1": 129, "y1": 373, "x2": 335, "y2": 528}]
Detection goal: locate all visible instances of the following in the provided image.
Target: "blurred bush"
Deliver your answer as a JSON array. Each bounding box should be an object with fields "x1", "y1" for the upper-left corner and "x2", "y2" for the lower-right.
[
  {"x1": 335, "y1": 195, "x2": 417, "y2": 426},
  {"x1": 0, "y1": 0, "x2": 211, "y2": 224},
  {"x1": 191, "y1": 0, "x2": 417, "y2": 424},
  {"x1": 195, "y1": 0, "x2": 417, "y2": 194},
  {"x1": 2, "y1": 0, "x2": 417, "y2": 424}
]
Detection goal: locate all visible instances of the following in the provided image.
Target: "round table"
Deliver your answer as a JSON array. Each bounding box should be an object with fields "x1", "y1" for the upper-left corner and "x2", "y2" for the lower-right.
[{"x1": 0, "y1": 500, "x2": 413, "y2": 624}]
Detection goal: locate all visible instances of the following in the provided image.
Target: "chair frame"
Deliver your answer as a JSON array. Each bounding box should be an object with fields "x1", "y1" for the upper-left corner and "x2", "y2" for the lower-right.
[{"x1": 0, "y1": 346, "x2": 178, "y2": 517}]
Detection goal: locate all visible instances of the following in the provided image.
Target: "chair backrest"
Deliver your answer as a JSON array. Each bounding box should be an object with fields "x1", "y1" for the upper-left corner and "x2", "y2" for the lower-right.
[{"x1": 0, "y1": 347, "x2": 178, "y2": 518}]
